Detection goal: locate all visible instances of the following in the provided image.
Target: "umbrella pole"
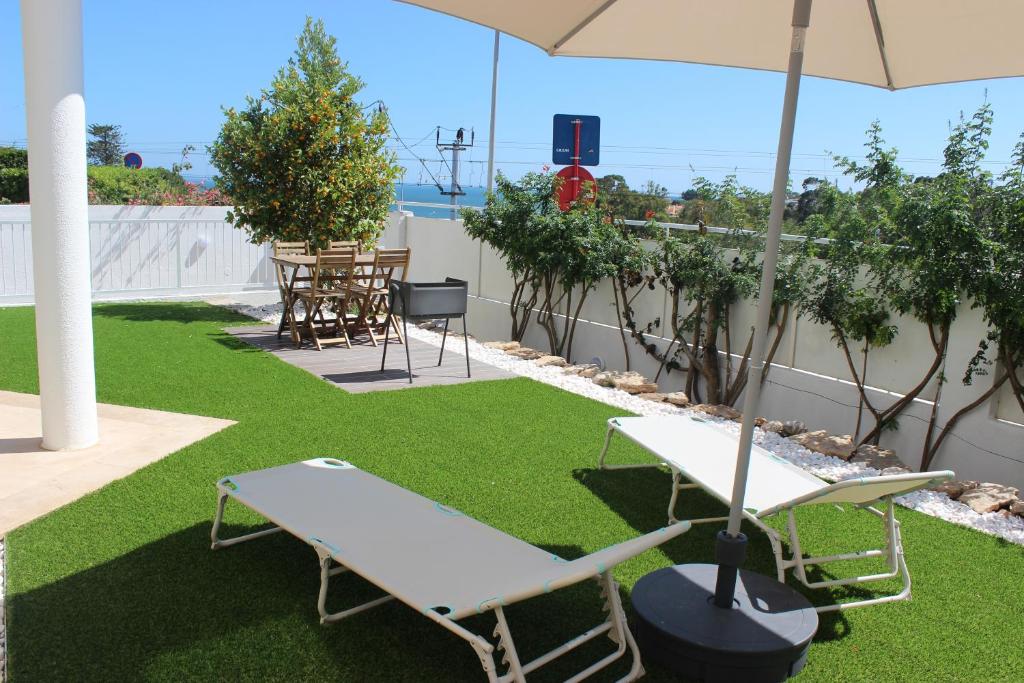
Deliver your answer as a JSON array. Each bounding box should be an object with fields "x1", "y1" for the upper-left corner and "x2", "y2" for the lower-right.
[{"x1": 713, "y1": 0, "x2": 812, "y2": 608}]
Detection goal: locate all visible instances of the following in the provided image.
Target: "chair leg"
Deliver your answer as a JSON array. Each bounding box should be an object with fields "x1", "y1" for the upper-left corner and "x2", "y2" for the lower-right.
[
  {"x1": 438, "y1": 318, "x2": 449, "y2": 366},
  {"x1": 463, "y1": 314, "x2": 471, "y2": 378},
  {"x1": 277, "y1": 303, "x2": 289, "y2": 339},
  {"x1": 403, "y1": 316, "x2": 412, "y2": 383},
  {"x1": 305, "y1": 300, "x2": 324, "y2": 351}
]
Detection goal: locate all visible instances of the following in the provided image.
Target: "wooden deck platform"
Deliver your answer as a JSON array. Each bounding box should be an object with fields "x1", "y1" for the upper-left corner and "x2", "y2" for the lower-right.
[{"x1": 224, "y1": 324, "x2": 513, "y2": 393}]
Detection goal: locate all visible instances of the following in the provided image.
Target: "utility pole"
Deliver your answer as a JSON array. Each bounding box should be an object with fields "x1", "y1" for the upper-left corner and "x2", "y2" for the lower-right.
[{"x1": 437, "y1": 127, "x2": 473, "y2": 220}]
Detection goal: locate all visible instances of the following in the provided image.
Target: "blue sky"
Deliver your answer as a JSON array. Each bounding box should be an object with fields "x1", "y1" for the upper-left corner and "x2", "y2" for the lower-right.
[{"x1": 2, "y1": 0, "x2": 1023, "y2": 194}]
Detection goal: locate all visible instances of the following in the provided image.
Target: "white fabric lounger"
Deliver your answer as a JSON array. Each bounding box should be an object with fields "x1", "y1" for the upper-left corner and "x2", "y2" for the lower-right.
[
  {"x1": 211, "y1": 458, "x2": 689, "y2": 682},
  {"x1": 597, "y1": 415, "x2": 954, "y2": 612}
]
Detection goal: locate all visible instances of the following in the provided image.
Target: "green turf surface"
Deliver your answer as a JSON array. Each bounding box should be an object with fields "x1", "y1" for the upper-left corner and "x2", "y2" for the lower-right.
[{"x1": 1, "y1": 302, "x2": 1021, "y2": 682}]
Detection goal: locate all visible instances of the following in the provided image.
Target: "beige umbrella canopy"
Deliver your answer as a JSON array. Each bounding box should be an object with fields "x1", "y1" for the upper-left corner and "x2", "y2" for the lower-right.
[
  {"x1": 401, "y1": 0, "x2": 1024, "y2": 90},
  {"x1": 395, "y1": 6, "x2": 1024, "y2": 670}
]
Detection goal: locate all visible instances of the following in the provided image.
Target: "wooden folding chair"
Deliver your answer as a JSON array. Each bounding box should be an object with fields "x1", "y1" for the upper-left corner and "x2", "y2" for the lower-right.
[
  {"x1": 293, "y1": 249, "x2": 358, "y2": 351},
  {"x1": 350, "y1": 247, "x2": 411, "y2": 347},
  {"x1": 325, "y1": 240, "x2": 359, "y2": 253},
  {"x1": 273, "y1": 241, "x2": 309, "y2": 339}
]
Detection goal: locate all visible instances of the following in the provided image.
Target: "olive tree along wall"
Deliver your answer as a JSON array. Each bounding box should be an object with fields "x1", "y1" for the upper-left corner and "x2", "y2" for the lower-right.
[{"x1": 380, "y1": 213, "x2": 1024, "y2": 489}]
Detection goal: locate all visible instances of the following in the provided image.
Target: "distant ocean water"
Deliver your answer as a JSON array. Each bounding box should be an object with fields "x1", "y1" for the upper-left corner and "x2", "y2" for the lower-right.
[
  {"x1": 392, "y1": 183, "x2": 488, "y2": 218},
  {"x1": 192, "y1": 179, "x2": 486, "y2": 219}
]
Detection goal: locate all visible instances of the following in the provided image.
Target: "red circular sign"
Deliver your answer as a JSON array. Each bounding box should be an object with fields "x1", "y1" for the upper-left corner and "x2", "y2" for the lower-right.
[{"x1": 555, "y1": 165, "x2": 596, "y2": 211}]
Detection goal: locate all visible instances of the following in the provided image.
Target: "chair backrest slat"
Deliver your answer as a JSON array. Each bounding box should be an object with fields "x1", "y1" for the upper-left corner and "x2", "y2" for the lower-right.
[{"x1": 273, "y1": 241, "x2": 309, "y2": 290}]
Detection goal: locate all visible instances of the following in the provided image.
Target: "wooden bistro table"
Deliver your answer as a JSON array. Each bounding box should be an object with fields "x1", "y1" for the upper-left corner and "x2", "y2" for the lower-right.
[{"x1": 271, "y1": 253, "x2": 377, "y2": 347}]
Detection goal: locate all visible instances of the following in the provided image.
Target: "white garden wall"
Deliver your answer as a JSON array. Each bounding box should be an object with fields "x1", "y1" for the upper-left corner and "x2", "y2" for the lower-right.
[{"x1": 384, "y1": 212, "x2": 1024, "y2": 488}]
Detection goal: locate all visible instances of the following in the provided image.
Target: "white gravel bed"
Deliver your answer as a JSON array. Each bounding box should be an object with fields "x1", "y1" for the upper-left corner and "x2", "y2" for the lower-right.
[{"x1": 223, "y1": 301, "x2": 1024, "y2": 546}]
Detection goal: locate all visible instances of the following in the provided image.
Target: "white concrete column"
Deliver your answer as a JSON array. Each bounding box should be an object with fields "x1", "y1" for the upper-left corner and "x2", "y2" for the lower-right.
[{"x1": 20, "y1": 0, "x2": 98, "y2": 450}]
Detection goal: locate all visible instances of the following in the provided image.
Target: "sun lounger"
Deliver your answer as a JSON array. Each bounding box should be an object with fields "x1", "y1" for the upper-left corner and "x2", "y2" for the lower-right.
[
  {"x1": 211, "y1": 458, "x2": 689, "y2": 682},
  {"x1": 597, "y1": 415, "x2": 954, "y2": 612}
]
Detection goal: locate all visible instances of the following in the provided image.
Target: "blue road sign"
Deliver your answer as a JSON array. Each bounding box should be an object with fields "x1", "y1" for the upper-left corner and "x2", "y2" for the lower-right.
[
  {"x1": 552, "y1": 114, "x2": 600, "y2": 166},
  {"x1": 123, "y1": 152, "x2": 143, "y2": 169}
]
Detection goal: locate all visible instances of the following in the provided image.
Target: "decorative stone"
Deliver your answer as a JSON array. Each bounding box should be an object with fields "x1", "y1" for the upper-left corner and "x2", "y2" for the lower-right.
[
  {"x1": 665, "y1": 392, "x2": 690, "y2": 407},
  {"x1": 509, "y1": 347, "x2": 545, "y2": 360},
  {"x1": 612, "y1": 372, "x2": 659, "y2": 394},
  {"x1": 563, "y1": 363, "x2": 598, "y2": 375},
  {"x1": 484, "y1": 340, "x2": 521, "y2": 351},
  {"x1": 850, "y1": 444, "x2": 907, "y2": 472},
  {"x1": 637, "y1": 392, "x2": 670, "y2": 402},
  {"x1": 754, "y1": 416, "x2": 767, "y2": 427},
  {"x1": 932, "y1": 480, "x2": 970, "y2": 500},
  {"x1": 578, "y1": 365, "x2": 601, "y2": 378},
  {"x1": 788, "y1": 430, "x2": 855, "y2": 461},
  {"x1": 535, "y1": 355, "x2": 568, "y2": 367},
  {"x1": 762, "y1": 420, "x2": 786, "y2": 434},
  {"x1": 1009, "y1": 501, "x2": 1024, "y2": 517},
  {"x1": 693, "y1": 404, "x2": 742, "y2": 421},
  {"x1": 780, "y1": 420, "x2": 808, "y2": 437},
  {"x1": 958, "y1": 483, "x2": 1020, "y2": 514},
  {"x1": 592, "y1": 371, "x2": 619, "y2": 387}
]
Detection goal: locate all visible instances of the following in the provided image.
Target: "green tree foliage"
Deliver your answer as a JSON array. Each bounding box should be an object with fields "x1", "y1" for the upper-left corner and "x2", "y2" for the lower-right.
[
  {"x1": 86, "y1": 124, "x2": 126, "y2": 166},
  {"x1": 675, "y1": 175, "x2": 772, "y2": 229},
  {"x1": 463, "y1": 171, "x2": 626, "y2": 361},
  {"x1": 210, "y1": 17, "x2": 400, "y2": 249},
  {"x1": 595, "y1": 174, "x2": 670, "y2": 220},
  {"x1": 0, "y1": 146, "x2": 29, "y2": 203}
]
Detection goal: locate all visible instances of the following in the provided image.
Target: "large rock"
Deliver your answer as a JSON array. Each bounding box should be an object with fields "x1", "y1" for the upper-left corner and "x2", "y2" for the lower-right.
[
  {"x1": 535, "y1": 355, "x2": 568, "y2": 367},
  {"x1": 612, "y1": 372, "x2": 659, "y2": 394},
  {"x1": 693, "y1": 404, "x2": 742, "y2": 421},
  {"x1": 578, "y1": 365, "x2": 601, "y2": 378},
  {"x1": 762, "y1": 420, "x2": 786, "y2": 434},
  {"x1": 780, "y1": 420, "x2": 807, "y2": 437},
  {"x1": 509, "y1": 347, "x2": 545, "y2": 360},
  {"x1": 850, "y1": 444, "x2": 908, "y2": 472},
  {"x1": 933, "y1": 480, "x2": 978, "y2": 500},
  {"x1": 958, "y1": 483, "x2": 1020, "y2": 514},
  {"x1": 637, "y1": 392, "x2": 669, "y2": 402},
  {"x1": 563, "y1": 363, "x2": 599, "y2": 376},
  {"x1": 1010, "y1": 500, "x2": 1024, "y2": 517},
  {"x1": 592, "y1": 371, "x2": 618, "y2": 387},
  {"x1": 789, "y1": 430, "x2": 855, "y2": 460},
  {"x1": 665, "y1": 392, "x2": 690, "y2": 407},
  {"x1": 483, "y1": 341, "x2": 520, "y2": 351}
]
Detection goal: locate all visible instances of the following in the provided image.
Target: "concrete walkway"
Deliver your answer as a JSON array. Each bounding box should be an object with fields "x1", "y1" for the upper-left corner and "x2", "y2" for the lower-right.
[
  {"x1": 0, "y1": 391, "x2": 234, "y2": 535},
  {"x1": 225, "y1": 324, "x2": 512, "y2": 393}
]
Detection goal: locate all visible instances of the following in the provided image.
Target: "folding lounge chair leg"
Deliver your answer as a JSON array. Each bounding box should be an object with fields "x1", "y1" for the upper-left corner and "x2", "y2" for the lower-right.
[
  {"x1": 463, "y1": 314, "x2": 471, "y2": 378},
  {"x1": 209, "y1": 490, "x2": 283, "y2": 550},
  {"x1": 492, "y1": 606, "x2": 526, "y2": 683},
  {"x1": 598, "y1": 572, "x2": 645, "y2": 683},
  {"x1": 439, "y1": 318, "x2": 449, "y2": 366},
  {"x1": 314, "y1": 547, "x2": 395, "y2": 625}
]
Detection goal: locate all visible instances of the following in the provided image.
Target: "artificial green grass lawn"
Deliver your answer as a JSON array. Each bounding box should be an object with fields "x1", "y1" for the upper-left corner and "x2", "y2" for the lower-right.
[{"x1": 1, "y1": 302, "x2": 1021, "y2": 682}]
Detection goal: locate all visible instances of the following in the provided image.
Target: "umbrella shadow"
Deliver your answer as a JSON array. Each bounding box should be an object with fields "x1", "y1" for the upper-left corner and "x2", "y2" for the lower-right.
[
  {"x1": 571, "y1": 467, "x2": 856, "y2": 640},
  {"x1": 4, "y1": 528, "x2": 659, "y2": 681}
]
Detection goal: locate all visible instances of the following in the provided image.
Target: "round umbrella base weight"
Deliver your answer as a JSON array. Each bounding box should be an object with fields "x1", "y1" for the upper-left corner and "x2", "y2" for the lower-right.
[{"x1": 631, "y1": 563, "x2": 818, "y2": 683}]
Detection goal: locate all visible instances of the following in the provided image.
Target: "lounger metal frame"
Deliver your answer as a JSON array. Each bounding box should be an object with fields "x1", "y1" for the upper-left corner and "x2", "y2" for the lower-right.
[
  {"x1": 598, "y1": 417, "x2": 949, "y2": 612},
  {"x1": 211, "y1": 463, "x2": 685, "y2": 682}
]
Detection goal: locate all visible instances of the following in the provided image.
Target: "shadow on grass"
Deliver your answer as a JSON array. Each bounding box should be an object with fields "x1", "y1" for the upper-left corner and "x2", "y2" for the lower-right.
[
  {"x1": 93, "y1": 302, "x2": 256, "y2": 326},
  {"x1": 7, "y1": 528, "x2": 656, "y2": 681},
  {"x1": 571, "y1": 467, "x2": 860, "y2": 642}
]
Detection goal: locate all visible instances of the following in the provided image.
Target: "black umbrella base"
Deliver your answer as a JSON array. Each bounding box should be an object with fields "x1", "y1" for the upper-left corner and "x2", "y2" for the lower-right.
[{"x1": 632, "y1": 564, "x2": 818, "y2": 682}]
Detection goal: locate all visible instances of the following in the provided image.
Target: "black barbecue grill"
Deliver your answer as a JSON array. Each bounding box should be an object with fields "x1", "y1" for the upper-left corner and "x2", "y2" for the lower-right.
[{"x1": 381, "y1": 277, "x2": 471, "y2": 383}]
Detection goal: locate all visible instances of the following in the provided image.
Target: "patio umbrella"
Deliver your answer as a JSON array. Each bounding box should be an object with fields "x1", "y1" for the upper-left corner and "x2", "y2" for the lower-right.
[{"x1": 398, "y1": 0, "x2": 1024, "y2": 678}]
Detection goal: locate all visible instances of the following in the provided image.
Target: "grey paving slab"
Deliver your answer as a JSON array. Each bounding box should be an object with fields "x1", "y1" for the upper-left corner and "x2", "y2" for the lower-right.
[{"x1": 224, "y1": 324, "x2": 514, "y2": 393}]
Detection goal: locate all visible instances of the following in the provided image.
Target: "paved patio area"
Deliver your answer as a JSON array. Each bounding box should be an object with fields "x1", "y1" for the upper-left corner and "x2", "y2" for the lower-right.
[
  {"x1": 0, "y1": 390, "x2": 235, "y2": 535},
  {"x1": 225, "y1": 324, "x2": 513, "y2": 393}
]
